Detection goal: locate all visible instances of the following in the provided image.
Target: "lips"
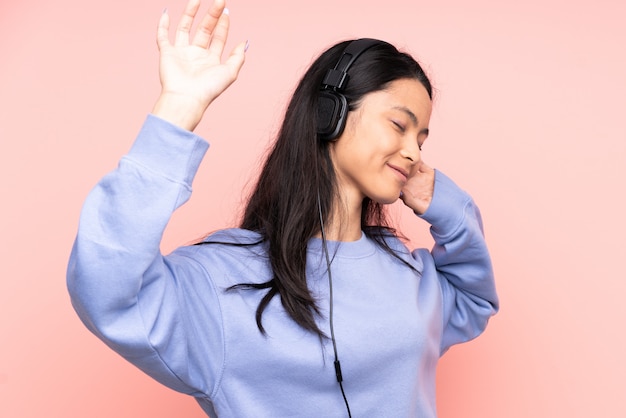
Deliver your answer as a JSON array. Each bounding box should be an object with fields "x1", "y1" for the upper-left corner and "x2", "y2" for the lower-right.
[{"x1": 387, "y1": 163, "x2": 409, "y2": 183}]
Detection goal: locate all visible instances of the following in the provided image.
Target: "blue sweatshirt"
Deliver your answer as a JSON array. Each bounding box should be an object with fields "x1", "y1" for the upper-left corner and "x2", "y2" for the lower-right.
[{"x1": 67, "y1": 115, "x2": 498, "y2": 417}]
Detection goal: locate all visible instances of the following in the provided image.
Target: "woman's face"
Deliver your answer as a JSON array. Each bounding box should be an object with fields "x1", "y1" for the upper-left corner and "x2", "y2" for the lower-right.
[{"x1": 329, "y1": 78, "x2": 432, "y2": 207}]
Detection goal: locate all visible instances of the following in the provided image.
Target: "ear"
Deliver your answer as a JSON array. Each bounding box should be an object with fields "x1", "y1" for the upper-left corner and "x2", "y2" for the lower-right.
[{"x1": 317, "y1": 90, "x2": 348, "y2": 142}]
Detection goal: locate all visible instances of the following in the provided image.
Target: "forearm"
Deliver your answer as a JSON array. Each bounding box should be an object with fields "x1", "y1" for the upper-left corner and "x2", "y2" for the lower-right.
[{"x1": 419, "y1": 171, "x2": 499, "y2": 351}]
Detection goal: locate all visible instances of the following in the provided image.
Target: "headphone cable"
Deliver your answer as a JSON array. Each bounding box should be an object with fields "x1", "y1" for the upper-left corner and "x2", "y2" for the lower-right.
[{"x1": 317, "y1": 192, "x2": 352, "y2": 418}]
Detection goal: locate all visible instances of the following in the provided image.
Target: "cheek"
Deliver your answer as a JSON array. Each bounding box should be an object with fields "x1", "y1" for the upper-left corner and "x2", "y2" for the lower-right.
[{"x1": 366, "y1": 121, "x2": 398, "y2": 148}]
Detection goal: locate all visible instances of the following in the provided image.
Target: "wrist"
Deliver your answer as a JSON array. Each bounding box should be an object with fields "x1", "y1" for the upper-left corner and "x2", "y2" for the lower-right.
[{"x1": 151, "y1": 92, "x2": 207, "y2": 132}]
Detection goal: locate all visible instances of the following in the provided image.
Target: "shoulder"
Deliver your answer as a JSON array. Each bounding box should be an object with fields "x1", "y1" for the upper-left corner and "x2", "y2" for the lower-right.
[
  {"x1": 183, "y1": 227, "x2": 267, "y2": 259},
  {"x1": 201, "y1": 228, "x2": 264, "y2": 245},
  {"x1": 171, "y1": 228, "x2": 271, "y2": 286},
  {"x1": 379, "y1": 232, "x2": 412, "y2": 256},
  {"x1": 365, "y1": 229, "x2": 422, "y2": 268}
]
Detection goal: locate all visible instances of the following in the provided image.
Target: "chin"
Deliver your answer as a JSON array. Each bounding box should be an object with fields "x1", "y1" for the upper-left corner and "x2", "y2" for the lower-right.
[{"x1": 370, "y1": 194, "x2": 401, "y2": 205}]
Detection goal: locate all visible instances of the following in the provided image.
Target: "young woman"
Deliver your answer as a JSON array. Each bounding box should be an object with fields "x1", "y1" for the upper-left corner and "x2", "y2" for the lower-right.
[{"x1": 67, "y1": 0, "x2": 498, "y2": 416}]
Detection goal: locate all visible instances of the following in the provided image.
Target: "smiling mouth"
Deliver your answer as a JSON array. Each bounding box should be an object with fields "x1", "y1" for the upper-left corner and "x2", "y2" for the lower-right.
[{"x1": 388, "y1": 164, "x2": 408, "y2": 183}]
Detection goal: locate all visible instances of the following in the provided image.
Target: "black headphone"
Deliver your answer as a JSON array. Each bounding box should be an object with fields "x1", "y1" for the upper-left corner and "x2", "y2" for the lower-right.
[{"x1": 317, "y1": 38, "x2": 382, "y2": 142}]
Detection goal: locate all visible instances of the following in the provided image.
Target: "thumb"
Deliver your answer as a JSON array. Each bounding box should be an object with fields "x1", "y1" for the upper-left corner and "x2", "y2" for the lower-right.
[
  {"x1": 224, "y1": 40, "x2": 247, "y2": 81},
  {"x1": 156, "y1": 9, "x2": 172, "y2": 51}
]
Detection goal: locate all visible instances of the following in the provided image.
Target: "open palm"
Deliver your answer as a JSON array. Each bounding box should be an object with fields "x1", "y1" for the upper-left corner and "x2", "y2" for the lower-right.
[{"x1": 154, "y1": 0, "x2": 246, "y2": 129}]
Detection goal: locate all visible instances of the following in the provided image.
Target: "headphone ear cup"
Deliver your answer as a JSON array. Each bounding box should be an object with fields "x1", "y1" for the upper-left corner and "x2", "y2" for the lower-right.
[{"x1": 317, "y1": 90, "x2": 348, "y2": 142}]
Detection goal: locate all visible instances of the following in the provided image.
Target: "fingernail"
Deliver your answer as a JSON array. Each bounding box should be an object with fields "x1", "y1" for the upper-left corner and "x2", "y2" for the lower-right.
[
  {"x1": 244, "y1": 40, "x2": 250, "y2": 52},
  {"x1": 162, "y1": 7, "x2": 168, "y2": 14},
  {"x1": 223, "y1": 7, "x2": 230, "y2": 15}
]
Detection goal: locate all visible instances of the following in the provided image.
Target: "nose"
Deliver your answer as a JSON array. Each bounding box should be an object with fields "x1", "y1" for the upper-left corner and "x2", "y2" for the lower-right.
[{"x1": 400, "y1": 140, "x2": 420, "y2": 164}]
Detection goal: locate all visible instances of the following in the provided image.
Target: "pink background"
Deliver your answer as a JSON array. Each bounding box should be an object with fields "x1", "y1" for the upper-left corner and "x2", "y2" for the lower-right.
[{"x1": 1, "y1": 0, "x2": 625, "y2": 416}]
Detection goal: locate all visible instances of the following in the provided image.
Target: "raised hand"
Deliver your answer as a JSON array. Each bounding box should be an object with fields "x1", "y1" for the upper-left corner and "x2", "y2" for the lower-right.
[
  {"x1": 152, "y1": 0, "x2": 246, "y2": 131},
  {"x1": 399, "y1": 160, "x2": 435, "y2": 215}
]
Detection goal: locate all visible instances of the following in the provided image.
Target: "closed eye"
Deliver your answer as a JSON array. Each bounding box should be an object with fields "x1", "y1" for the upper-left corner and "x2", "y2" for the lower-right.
[{"x1": 392, "y1": 120, "x2": 406, "y2": 132}]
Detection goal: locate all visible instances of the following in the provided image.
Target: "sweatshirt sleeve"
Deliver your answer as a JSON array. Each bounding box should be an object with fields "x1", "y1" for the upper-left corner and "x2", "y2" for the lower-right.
[
  {"x1": 418, "y1": 170, "x2": 499, "y2": 354},
  {"x1": 66, "y1": 115, "x2": 222, "y2": 396}
]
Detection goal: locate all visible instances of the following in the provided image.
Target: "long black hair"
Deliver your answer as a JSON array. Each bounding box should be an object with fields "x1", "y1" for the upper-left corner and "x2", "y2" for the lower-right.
[{"x1": 208, "y1": 39, "x2": 432, "y2": 338}]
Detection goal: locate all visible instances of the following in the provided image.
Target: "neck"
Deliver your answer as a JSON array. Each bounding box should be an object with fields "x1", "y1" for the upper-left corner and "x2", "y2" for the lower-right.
[
  {"x1": 318, "y1": 193, "x2": 363, "y2": 242},
  {"x1": 319, "y1": 220, "x2": 362, "y2": 242}
]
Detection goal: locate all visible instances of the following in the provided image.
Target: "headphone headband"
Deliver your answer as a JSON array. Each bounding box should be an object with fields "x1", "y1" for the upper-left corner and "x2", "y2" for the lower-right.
[{"x1": 321, "y1": 38, "x2": 381, "y2": 91}]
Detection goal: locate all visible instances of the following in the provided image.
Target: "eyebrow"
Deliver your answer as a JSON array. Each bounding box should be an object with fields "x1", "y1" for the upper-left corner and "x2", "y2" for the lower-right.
[{"x1": 392, "y1": 106, "x2": 430, "y2": 136}]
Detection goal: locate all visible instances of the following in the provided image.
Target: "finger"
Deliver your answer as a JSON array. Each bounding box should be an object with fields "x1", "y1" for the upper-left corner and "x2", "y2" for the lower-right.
[
  {"x1": 224, "y1": 40, "x2": 247, "y2": 80},
  {"x1": 192, "y1": 0, "x2": 226, "y2": 48},
  {"x1": 207, "y1": 8, "x2": 230, "y2": 57},
  {"x1": 413, "y1": 160, "x2": 432, "y2": 175},
  {"x1": 156, "y1": 9, "x2": 171, "y2": 51},
  {"x1": 175, "y1": 0, "x2": 201, "y2": 46}
]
